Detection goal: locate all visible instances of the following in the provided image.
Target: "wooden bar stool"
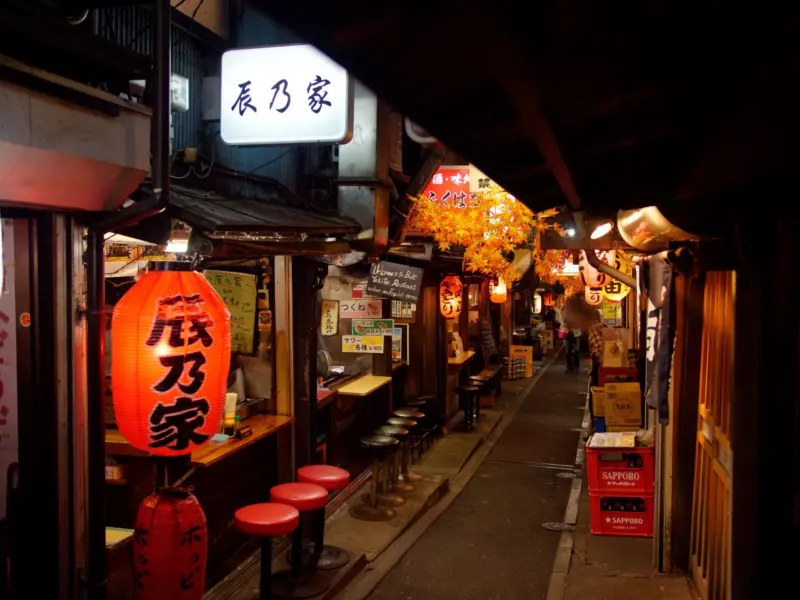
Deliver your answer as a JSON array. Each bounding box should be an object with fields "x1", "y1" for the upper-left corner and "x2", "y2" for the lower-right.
[
  {"x1": 289, "y1": 465, "x2": 351, "y2": 570},
  {"x1": 269, "y1": 483, "x2": 331, "y2": 598},
  {"x1": 234, "y1": 503, "x2": 300, "y2": 600}
]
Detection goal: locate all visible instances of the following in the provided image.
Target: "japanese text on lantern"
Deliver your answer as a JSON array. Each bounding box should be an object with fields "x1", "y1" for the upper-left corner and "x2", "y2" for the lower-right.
[{"x1": 145, "y1": 294, "x2": 214, "y2": 452}]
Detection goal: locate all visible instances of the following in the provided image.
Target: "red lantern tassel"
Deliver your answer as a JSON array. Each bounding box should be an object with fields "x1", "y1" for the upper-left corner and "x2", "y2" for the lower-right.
[{"x1": 133, "y1": 488, "x2": 208, "y2": 599}]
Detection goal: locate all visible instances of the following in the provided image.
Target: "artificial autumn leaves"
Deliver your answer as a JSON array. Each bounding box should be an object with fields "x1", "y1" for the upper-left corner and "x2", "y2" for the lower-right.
[{"x1": 408, "y1": 184, "x2": 563, "y2": 283}]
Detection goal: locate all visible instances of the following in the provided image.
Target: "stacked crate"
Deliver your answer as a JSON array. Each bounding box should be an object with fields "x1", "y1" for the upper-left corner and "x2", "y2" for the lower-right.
[{"x1": 586, "y1": 440, "x2": 655, "y2": 537}]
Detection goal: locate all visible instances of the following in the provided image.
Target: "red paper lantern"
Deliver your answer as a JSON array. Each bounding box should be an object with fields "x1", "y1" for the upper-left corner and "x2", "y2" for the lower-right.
[
  {"x1": 112, "y1": 264, "x2": 231, "y2": 456},
  {"x1": 543, "y1": 292, "x2": 555, "y2": 307},
  {"x1": 439, "y1": 275, "x2": 463, "y2": 319},
  {"x1": 133, "y1": 488, "x2": 208, "y2": 599}
]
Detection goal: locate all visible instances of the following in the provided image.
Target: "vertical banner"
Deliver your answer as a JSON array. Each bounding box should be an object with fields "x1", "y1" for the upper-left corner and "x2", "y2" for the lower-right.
[
  {"x1": 644, "y1": 256, "x2": 674, "y2": 424},
  {"x1": 0, "y1": 220, "x2": 18, "y2": 518}
]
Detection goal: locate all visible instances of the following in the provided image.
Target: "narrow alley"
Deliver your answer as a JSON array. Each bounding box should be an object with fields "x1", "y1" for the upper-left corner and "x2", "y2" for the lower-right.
[{"x1": 366, "y1": 359, "x2": 585, "y2": 600}]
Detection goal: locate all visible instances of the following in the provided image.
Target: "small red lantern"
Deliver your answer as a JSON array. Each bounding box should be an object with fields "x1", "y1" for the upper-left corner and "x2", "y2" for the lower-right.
[
  {"x1": 543, "y1": 292, "x2": 555, "y2": 307},
  {"x1": 133, "y1": 488, "x2": 208, "y2": 599},
  {"x1": 112, "y1": 264, "x2": 231, "y2": 456},
  {"x1": 439, "y1": 275, "x2": 463, "y2": 319}
]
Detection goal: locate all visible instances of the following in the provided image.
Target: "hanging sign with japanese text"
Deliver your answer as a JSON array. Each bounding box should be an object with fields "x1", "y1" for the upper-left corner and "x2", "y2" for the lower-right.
[
  {"x1": 468, "y1": 164, "x2": 498, "y2": 194},
  {"x1": 580, "y1": 250, "x2": 617, "y2": 288},
  {"x1": 221, "y1": 44, "x2": 354, "y2": 145},
  {"x1": 351, "y1": 319, "x2": 393, "y2": 336},
  {"x1": 339, "y1": 299, "x2": 382, "y2": 319},
  {"x1": 601, "y1": 253, "x2": 634, "y2": 302},
  {"x1": 321, "y1": 300, "x2": 339, "y2": 336},
  {"x1": 342, "y1": 335, "x2": 384, "y2": 353},
  {"x1": 366, "y1": 261, "x2": 423, "y2": 304},
  {"x1": 112, "y1": 270, "x2": 231, "y2": 457},
  {"x1": 391, "y1": 301, "x2": 415, "y2": 320},
  {"x1": 204, "y1": 270, "x2": 256, "y2": 354}
]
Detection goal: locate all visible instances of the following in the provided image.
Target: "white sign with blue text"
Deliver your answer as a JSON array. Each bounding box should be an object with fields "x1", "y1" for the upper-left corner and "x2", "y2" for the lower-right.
[{"x1": 221, "y1": 44, "x2": 354, "y2": 146}]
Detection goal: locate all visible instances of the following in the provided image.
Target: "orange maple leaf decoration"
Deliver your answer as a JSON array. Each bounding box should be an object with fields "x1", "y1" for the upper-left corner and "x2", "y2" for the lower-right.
[{"x1": 408, "y1": 184, "x2": 565, "y2": 283}]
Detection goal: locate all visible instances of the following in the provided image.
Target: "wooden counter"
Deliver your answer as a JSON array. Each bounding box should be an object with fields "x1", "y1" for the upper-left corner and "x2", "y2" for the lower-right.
[
  {"x1": 316, "y1": 388, "x2": 339, "y2": 409},
  {"x1": 448, "y1": 350, "x2": 476, "y2": 366},
  {"x1": 105, "y1": 413, "x2": 294, "y2": 467},
  {"x1": 336, "y1": 374, "x2": 392, "y2": 397}
]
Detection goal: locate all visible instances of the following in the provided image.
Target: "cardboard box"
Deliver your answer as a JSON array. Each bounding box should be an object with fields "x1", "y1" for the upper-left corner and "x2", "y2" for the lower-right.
[
  {"x1": 604, "y1": 382, "x2": 642, "y2": 429},
  {"x1": 590, "y1": 386, "x2": 606, "y2": 417},
  {"x1": 543, "y1": 330, "x2": 554, "y2": 349},
  {"x1": 603, "y1": 340, "x2": 626, "y2": 367},
  {"x1": 510, "y1": 345, "x2": 533, "y2": 363}
]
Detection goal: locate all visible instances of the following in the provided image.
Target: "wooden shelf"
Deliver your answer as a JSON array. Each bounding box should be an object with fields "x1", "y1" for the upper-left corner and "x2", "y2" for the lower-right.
[
  {"x1": 448, "y1": 350, "x2": 476, "y2": 366},
  {"x1": 105, "y1": 413, "x2": 294, "y2": 467},
  {"x1": 336, "y1": 375, "x2": 392, "y2": 397}
]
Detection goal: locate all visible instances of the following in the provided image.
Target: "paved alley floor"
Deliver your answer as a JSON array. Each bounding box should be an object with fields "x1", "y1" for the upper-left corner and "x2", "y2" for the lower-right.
[{"x1": 367, "y1": 359, "x2": 587, "y2": 600}]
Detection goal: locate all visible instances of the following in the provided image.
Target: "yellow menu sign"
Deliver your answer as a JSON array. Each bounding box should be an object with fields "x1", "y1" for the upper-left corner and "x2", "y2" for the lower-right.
[{"x1": 204, "y1": 269, "x2": 257, "y2": 354}]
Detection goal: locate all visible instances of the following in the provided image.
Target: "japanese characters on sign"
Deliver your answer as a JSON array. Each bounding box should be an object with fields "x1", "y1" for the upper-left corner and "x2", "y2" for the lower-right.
[
  {"x1": 340, "y1": 299, "x2": 382, "y2": 319},
  {"x1": 144, "y1": 294, "x2": 217, "y2": 452},
  {"x1": 468, "y1": 164, "x2": 498, "y2": 194},
  {"x1": 221, "y1": 44, "x2": 354, "y2": 145},
  {"x1": 580, "y1": 250, "x2": 616, "y2": 288},
  {"x1": 112, "y1": 270, "x2": 231, "y2": 458},
  {"x1": 585, "y1": 286, "x2": 603, "y2": 306},
  {"x1": 439, "y1": 275, "x2": 463, "y2": 319},
  {"x1": 321, "y1": 300, "x2": 339, "y2": 336},
  {"x1": 0, "y1": 221, "x2": 17, "y2": 519},
  {"x1": 391, "y1": 301, "x2": 415, "y2": 320},
  {"x1": 367, "y1": 261, "x2": 423, "y2": 304},
  {"x1": 601, "y1": 253, "x2": 633, "y2": 302},
  {"x1": 351, "y1": 319, "x2": 393, "y2": 336},
  {"x1": 423, "y1": 166, "x2": 475, "y2": 209},
  {"x1": 342, "y1": 335, "x2": 384, "y2": 354},
  {"x1": 204, "y1": 270, "x2": 256, "y2": 354}
]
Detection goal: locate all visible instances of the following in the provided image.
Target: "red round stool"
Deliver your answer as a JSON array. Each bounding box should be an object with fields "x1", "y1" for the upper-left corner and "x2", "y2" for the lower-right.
[
  {"x1": 294, "y1": 465, "x2": 351, "y2": 569},
  {"x1": 269, "y1": 483, "x2": 331, "y2": 598},
  {"x1": 234, "y1": 503, "x2": 299, "y2": 600}
]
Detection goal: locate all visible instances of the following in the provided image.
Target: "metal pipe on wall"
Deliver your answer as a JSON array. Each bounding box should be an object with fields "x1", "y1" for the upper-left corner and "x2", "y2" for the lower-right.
[
  {"x1": 84, "y1": 229, "x2": 106, "y2": 600},
  {"x1": 84, "y1": 3, "x2": 173, "y2": 598}
]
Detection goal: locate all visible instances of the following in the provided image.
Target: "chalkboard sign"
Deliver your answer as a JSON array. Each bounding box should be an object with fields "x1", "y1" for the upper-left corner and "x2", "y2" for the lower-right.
[
  {"x1": 479, "y1": 317, "x2": 499, "y2": 362},
  {"x1": 366, "y1": 261, "x2": 423, "y2": 304}
]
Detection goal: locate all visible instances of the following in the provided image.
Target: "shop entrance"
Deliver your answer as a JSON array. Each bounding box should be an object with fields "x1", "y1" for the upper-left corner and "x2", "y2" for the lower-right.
[{"x1": 690, "y1": 271, "x2": 734, "y2": 600}]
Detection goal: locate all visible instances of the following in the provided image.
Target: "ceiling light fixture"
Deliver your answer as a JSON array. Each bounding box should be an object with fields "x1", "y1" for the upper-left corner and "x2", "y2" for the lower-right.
[{"x1": 590, "y1": 221, "x2": 614, "y2": 239}]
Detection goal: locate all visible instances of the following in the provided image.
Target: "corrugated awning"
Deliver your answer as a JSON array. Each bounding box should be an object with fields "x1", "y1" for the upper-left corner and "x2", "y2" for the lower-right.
[{"x1": 167, "y1": 185, "x2": 361, "y2": 237}]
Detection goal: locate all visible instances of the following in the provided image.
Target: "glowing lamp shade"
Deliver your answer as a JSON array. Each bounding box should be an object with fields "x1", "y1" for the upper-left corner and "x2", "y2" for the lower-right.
[
  {"x1": 439, "y1": 275, "x2": 463, "y2": 319},
  {"x1": 133, "y1": 488, "x2": 208, "y2": 599},
  {"x1": 111, "y1": 266, "x2": 231, "y2": 456},
  {"x1": 590, "y1": 221, "x2": 614, "y2": 239},
  {"x1": 489, "y1": 277, "x2": 507, "y2": 303}
]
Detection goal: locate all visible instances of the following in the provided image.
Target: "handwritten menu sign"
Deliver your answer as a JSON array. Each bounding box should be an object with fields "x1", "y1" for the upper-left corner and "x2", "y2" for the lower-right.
[
  {"x1": 204, "y1": 269, "x2": 256, "y2": 354},
  {"x1": 340, "y1": 299, "x2": 382, "y2": 318},
  {"x1": 367, "y1": 261, "x2": 423, "y2": 304},
  {"x1": 321, "y1": 300, "x2": 339, "y2": 336},
  {"x1": 479, "y1": 317, "x2": 499, "y2": 361},
  {"x1": 352, "y1": 319, "x2": 393, "y2": 336},
  {"x1": 342, "y1": 335, "x2": 384, "y2": 353}
]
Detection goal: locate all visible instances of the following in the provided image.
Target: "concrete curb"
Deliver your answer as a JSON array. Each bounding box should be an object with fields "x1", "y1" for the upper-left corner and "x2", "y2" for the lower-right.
[
  {"x1": 545, "y1": 389, "x2": 590, "y2": 600},
  {"x1": 333, "y1": 352, "x2": 560, "y2": 600}
]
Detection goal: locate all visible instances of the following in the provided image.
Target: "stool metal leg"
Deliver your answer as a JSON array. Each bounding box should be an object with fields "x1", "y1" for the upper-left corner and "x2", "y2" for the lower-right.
[
  {"x1": 391, "y1": 441, "x2": 414, "y2": 493},
  {"x1": 398, "y1": 437, "x2": 422, "y2": 483},
  {"x1": 260, "y1": 537, "x2": 272, "y2": 600},
  {"x1": 367, "y1": 451, "x2": 405, "y2": 507},
  {"x1": 291, "y1": 525, "x2": 303, "y2": 579},
  {"x1": 350, "y1": 456, "x2": 397, "y2": 521}
]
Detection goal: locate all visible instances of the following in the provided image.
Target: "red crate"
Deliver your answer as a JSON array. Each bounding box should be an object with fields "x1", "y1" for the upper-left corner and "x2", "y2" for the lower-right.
[
  {"x1": 589, "y1": 491, "x2": 654, "y2": 537},
  {"x1": 586, "y1": 443, "x2": 654, "y2": 494}
]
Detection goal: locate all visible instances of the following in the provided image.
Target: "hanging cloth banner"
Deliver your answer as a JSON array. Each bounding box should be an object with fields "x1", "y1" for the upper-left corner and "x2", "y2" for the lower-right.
[{"x1": 643, "y1": 256, "x2": 674, "y2": 425}]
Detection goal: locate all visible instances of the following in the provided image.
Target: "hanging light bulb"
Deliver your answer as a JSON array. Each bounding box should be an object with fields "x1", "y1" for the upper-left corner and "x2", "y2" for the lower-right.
[
  {"x1": 489, "y1": 276, "x2": 507, "y2": 303},
  {"x1": 590, "y1": 221, "x2": 614, "y2": 239}
]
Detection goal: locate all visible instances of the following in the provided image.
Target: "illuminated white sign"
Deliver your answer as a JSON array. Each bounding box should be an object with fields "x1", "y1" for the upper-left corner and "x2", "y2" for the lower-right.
[{"x1": 221, "y1": 44, "x2": 353, "y2": 145}]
